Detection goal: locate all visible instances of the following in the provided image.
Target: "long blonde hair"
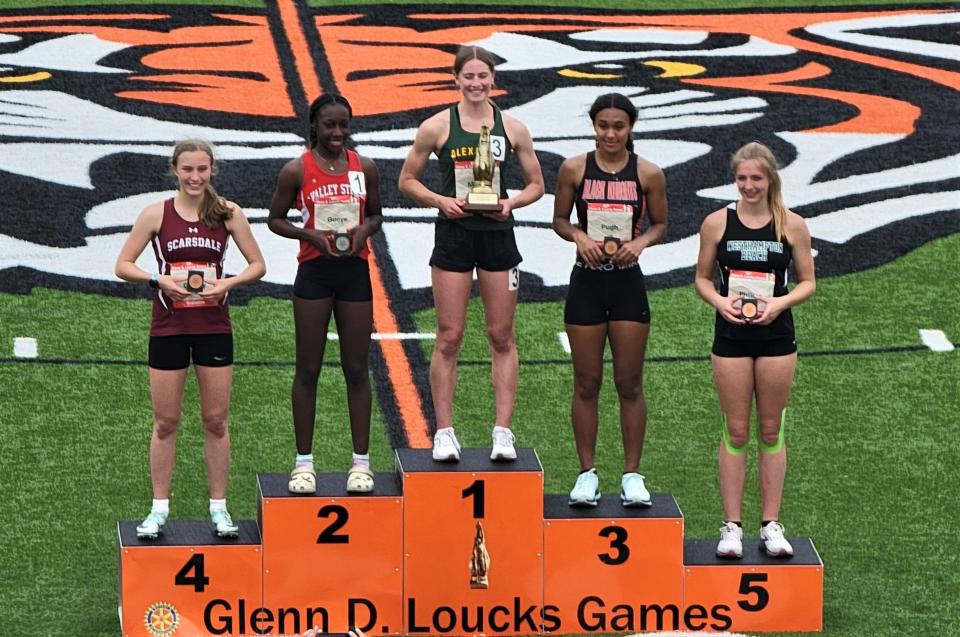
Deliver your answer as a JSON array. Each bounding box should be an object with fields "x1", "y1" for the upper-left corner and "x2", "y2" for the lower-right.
[
  {"x1": 170, "y1": 139, "x2": 233, "y2": 229},
  {"x1": 731, "y1": 142, "x2": 787, "y2": 241}
]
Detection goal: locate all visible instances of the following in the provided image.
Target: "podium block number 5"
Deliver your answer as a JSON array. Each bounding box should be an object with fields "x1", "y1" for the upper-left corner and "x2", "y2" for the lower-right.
[{"x1": 737, "y1": 573, "x2": 769, "y2": 612}]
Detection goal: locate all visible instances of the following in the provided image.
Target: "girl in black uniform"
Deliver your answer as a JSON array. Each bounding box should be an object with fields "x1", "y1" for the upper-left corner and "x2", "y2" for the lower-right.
[
  {"x1": 694, "y1": 142, "x2": 815, "y2": 558},
  {"x1": 553, "y1": 93, "x2": 668, "y2": 507}
]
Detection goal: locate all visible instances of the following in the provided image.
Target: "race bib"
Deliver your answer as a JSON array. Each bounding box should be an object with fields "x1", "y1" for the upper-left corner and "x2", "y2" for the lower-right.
[
  {"x1": 586, "y1": 202, "x2": 632, "y2": 242},
  {"x1": 347, "y1": 170, "x2": 366, "y2": 196},
  {"x1": 489, "y1": 135, "x2": 507, "y2": 161},
  {"x1": 169, "y1": 261, "x2": 217, "y2": 309}
]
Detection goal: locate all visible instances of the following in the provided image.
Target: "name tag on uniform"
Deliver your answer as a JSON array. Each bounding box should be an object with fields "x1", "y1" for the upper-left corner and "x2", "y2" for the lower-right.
[
  {"x1": 727, "y1": 269, "x2": 775, "y2": 298},
  {"x1": 170, "y1": 261, "x2": 218, "y2": 309},
  {"x1": 586, "y1": 202, "x2": 632, "y2": 242},
  {"x1": 454, "y1": 160, "x2": 501, "y2": 200},
  {"x1": 316, "y1": 196, "x2": 360, "y2": 232}
]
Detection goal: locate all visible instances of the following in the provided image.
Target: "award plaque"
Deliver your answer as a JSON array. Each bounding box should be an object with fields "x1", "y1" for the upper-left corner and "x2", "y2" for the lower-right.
[
  {"x1": 469, "y1": 521, "x2": 490, "y2": 589},
  {"x1": 462, "y1": 124, "x2": 503, "y2": 214},
  {"x1": 333, "y1": 232, "x2": 352, "y2": 256},
  {"x1": 739, "y1": 296, "x2": 759, "y2": 321},
  {"x1": 602, "y1": 236, "x2": 621, "y2": 258},
  {"x1": 185, "y1": 269, "x2": 205, "y2": 293}
]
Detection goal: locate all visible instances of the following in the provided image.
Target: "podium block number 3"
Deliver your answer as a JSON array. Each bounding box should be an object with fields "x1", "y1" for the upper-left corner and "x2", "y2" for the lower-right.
[{"x1": 597, "y1": 526, "x2": 630, "y2": 566}]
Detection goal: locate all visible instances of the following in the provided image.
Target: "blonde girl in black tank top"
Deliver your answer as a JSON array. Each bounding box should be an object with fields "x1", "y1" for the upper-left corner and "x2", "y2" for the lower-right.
[
  {"x1": 398, "y1": 45, "x2": 544, "y2": 462},
  {"x1": 694, "y1": 142, "x2": 815, "y2": 559}
]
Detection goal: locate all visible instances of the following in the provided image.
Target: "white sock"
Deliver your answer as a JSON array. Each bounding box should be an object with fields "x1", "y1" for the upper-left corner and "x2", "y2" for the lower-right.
[
  {"x1": 151, "y1": 499, "x2": 169, "y2": 516},
  {"x1": 352, "y1": 453, "x2": 370, "y2": 468},
  {"x1": 209, "y1": 498, "x2": 227, "y2": 513},
  {"x1": 295, "y1": 453, "x2": 313, "y2": 468}
]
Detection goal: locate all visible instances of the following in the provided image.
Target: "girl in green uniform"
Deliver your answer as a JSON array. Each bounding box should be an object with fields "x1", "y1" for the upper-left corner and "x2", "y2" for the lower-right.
[{"x1": 398, "y1": 45, "x2": 544, "y2": 462}]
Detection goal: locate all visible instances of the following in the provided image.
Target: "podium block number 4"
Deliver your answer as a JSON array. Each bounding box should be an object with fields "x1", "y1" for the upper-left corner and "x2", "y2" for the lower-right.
[{"x1": 175, "y1": 554, "x2": 210, "y2": 592}]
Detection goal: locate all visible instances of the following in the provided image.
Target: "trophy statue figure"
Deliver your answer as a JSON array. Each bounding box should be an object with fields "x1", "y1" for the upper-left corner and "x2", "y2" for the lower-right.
[
  {"x1": 462, "y1": 124, "x2": 503, "y2": 213},
  {"x1": 469, "y1": 521, "x2": 490, "y2": 589}
]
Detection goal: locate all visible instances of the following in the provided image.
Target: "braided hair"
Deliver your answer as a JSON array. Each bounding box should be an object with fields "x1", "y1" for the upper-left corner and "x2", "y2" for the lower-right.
[{"x1": 307, "y1": 94, "x2": 353, "y2": 148}]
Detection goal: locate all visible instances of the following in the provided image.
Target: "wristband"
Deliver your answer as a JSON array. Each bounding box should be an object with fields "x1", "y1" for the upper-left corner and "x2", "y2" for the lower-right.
[{"x1": 148, "y1": 273, "x2": 160, "y2": 289}]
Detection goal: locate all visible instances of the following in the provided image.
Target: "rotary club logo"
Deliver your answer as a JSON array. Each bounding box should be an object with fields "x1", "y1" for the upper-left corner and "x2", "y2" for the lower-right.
[{"x1": 144, "y1": 601, "x2": 180, "y2": 636}]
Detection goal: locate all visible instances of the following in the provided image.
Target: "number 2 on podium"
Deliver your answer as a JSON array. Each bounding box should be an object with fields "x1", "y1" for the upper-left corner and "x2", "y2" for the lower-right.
[{"x1": 317, "y1": 504, "x2": 350, "y2": 544}]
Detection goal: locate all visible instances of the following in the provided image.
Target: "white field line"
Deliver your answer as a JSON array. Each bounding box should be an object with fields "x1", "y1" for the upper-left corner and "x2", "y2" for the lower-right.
[
  {"x1": 557, "y1": 332, "x2": 571, "y2": 354},
  {"x1": 325, "y1": 332, "x2": 436, "y2": 341},
  {"x1": 919, "y1": 329, "x2": 955, "y2": 352}
]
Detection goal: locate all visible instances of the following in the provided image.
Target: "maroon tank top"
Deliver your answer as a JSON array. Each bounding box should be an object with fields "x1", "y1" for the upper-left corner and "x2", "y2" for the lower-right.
[{"x1": 149, "y1": 198, "x2": 231, "y2": 336}]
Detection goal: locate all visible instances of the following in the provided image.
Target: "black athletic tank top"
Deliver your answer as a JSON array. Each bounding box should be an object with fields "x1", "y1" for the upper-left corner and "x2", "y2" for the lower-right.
[
  {"x1": 574, "y1": 152, "x2": 644, "y2": 269},
  {"x1": 715, "y1": 204, "x2": 794, "y2": 341}
]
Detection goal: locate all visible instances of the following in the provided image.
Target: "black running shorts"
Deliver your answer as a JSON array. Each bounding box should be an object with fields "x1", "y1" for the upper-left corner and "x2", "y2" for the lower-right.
[
  {"x1": 429, "y1": 220, "x2": 522, "y2": 272},
  {"x1": 294, "y1": 257, "x2": 372, "y2": 302},
  {"x1": 148, "y1": 333, "x2": 233, "y2": 370}
]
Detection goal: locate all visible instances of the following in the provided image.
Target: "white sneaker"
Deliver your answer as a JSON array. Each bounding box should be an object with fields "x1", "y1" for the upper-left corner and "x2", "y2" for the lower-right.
[
  {"x1": 432, "y1": 427, "x2": 461, "y2": 462},
  {"x1": 136, "y1": 511, "x2": 167, "y2": 540},
  {"x1": 211, "y1": 509, "x2": 239, "y2": 538},
  {"x1": 620, "y1": 472, "x2": 652, "y2": 507},
  {"x1": 490, "y1": 426, "x2": 517, "y2": 461},
  {"x1": 569, "y1": 469, "x2": 600, "y2": 507},
  {"x1": 760, "y1": 521, "x2": 794, "y2": 557},
  {"x1": 716, "y1": 522, "x2": 743, "y2": 558}
]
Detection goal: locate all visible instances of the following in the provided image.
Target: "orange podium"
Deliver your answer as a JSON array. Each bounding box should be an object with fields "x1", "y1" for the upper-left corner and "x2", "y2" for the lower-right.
[
  {"x1": 683, "y1": 538, "x2": 823, "y2": 632},
  {"x1": 397, "y1": 448, "x2": 544, "y2": 636},
  {"x1": 258, "y1": 472, "x2": 404, "y2": 636},
  {"x1": 543, "y1": 493, "x2": 684, "y2": 634},
  {"x1": 117, "y1": 520, "x2": 262, "y2": 637}
]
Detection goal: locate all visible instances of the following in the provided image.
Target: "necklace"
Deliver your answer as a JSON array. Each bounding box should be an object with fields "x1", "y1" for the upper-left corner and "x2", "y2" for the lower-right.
[
  {"x1": 315, "y1": 149, "x2": 343, "y2": 171},
  {"x1": 595, "y1": 153, "x2": 628, "y2": 175}
]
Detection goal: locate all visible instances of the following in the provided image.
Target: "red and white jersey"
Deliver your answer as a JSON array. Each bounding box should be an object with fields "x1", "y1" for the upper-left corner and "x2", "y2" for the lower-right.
[
  {"x1": 296, "y1": 148, "x2": 369, "y2": 262},
  {"x1": 149, "y1": 198, "x2": 231, "y2": 336}
]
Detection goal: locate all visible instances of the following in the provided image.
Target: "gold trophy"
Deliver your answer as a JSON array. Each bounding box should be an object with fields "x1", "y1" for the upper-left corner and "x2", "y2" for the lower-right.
[
  {"x1": 462, "y1": 124, "x2": 503, "y2": 214},
  {"x1": 469, "y1": 521, "x2": 490, "y2": 589}
]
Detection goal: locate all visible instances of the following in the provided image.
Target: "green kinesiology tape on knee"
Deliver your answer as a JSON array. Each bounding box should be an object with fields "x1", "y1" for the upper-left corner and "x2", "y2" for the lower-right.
[
  {"x1": 721, "y1": 413, "x2": 746, "y2": 455},
  {"x1": 759, "y1": 409, "x2": 786, "y2": 454}
]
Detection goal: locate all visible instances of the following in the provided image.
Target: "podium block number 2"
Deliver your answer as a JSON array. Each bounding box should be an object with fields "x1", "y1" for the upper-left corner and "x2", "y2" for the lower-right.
[{"x1": 317, "y1": 504, "x2": 350, "y2": 544}]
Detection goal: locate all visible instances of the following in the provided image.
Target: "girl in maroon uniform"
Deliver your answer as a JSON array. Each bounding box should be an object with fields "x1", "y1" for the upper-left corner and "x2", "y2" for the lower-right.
[
  {"x1": 268, "y1": 94, "x2": 382, "y2": 495},
  {"x1": 116, "y1": 139, "x2": 265, "y2": 539}
]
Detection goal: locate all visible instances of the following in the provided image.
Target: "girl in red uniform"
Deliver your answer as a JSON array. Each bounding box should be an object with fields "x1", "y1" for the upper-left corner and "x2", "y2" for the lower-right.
[
  {"x1": 268, "y1": 94, "x2": 383, "y2": 494},
  {"x1": 116, "y1": 139, "x2": 266, "y2": 539}
]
